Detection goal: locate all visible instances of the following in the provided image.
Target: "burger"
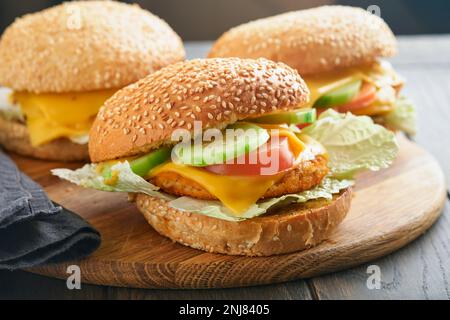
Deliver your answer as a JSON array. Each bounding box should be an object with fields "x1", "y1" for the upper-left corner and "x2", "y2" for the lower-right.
[
  {"x1": 0, "y1": 1, "x2": 185, "y2": 161},
  {"x1": 54, "y1": 58, "x2": 398, "y2": 256},
  {"x1": 208, "y1": 6, "x2": 416, "y2": 135}
]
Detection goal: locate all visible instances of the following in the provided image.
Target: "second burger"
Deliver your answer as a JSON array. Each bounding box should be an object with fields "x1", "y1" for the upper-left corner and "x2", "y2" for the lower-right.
[
  {"x1": 0, "y1": 1, "x2": 185, "y2": 161},
  {"x1": 209, "y1": 6, "x2": 416, "y2": 135}
]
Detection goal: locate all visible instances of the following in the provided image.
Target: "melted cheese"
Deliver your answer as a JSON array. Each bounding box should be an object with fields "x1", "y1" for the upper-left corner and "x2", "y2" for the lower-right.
[
  {"x1": 151, "y1": 129, "x2": 325, "y2": 215},
  {"x1": 12, "y1": 90, "x2": 116, "y2": 146},
  {"x1": 152, "y1": 163, "x2": 285, "y2": 215},
  {"x1": 303, "y1": 61, "x2": 402, "y2": 114}
]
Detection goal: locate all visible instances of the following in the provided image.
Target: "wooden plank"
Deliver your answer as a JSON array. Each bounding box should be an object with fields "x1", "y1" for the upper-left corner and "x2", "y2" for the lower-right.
[
  {"x1": 307, "y1": 200, "x2": 450, "y2": 300},
  {"x1": 392, "y1": 35, "x2": 450, "y2": 65},
  {"x1": 102, "y1": 280, "x2": 312, "y2": 300},
  {"x1": 0, "y1": 271, "x2": 108, "y2": 300},
  {"x1": 0, "y1": 271, "x2": 312, "y2": 300}
]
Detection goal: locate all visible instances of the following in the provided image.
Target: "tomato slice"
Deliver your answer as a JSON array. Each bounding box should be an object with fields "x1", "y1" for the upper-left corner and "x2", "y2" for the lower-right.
[
  {"x1": 204, "y1": 137, "x2": 295, "y2": 176},
  {"x1": 337, "y1": 83, "x2": 377, "y2": 113}
]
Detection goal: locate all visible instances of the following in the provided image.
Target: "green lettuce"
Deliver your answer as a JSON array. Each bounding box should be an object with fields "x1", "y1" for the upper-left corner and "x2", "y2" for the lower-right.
[
  {"x1": 384, "y1": 96, "x2": 417, "y2": 135},
  {"x1": 52, "y1": 162, "x2": 173, "y2": 200},
  {"x1": 303, "y1": 109, "x2": 398, "y2": 179}
]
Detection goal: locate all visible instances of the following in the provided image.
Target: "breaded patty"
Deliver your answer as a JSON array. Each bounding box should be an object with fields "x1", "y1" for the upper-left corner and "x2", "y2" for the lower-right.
[{"x1": 150, "y1": 155, "x2": 329, "y2": 200}]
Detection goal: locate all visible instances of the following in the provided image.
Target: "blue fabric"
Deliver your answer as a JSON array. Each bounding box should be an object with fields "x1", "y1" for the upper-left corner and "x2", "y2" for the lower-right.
[{"x1": 0, "y1": 151, "x2": 101, "y2": 270}]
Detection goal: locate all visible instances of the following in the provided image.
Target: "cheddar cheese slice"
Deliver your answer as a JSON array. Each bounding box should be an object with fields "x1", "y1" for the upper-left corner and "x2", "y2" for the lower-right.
[{"x1": 13, "y1": 89, "x2": 116, "y2": 146}]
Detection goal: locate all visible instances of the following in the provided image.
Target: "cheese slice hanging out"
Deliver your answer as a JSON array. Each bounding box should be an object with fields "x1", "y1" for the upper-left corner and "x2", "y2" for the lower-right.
[{"x1": 12, "y1": 89, "x2": 117, "y2": 146}]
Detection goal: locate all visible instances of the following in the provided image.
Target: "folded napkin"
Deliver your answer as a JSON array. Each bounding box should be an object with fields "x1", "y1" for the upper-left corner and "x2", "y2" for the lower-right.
[{"x1": 0, "y1": 151, "x2": 101, "y2": 270}]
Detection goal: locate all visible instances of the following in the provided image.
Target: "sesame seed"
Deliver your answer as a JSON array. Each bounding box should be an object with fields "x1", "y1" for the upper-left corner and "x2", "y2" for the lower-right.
[{"x1": 90, "y1": 58, "x2": 308, "y2": 157}]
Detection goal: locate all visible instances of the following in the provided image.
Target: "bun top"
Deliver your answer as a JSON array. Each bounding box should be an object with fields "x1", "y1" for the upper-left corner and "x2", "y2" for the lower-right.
[
  {"x1": 209, "y1": 6, "x2": 397, "y2": 75},
  {"x1": 0, "y1": 1, "x2": 185, "y2": 93},
  {"x1": 89, "y1": 58, "x2": 309, "y2": 162}
]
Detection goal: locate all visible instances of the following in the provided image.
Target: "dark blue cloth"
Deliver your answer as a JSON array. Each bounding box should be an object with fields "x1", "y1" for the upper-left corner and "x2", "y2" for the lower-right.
[{"x1": 0, "y1": 151, "x2": 101, "y2": 270}]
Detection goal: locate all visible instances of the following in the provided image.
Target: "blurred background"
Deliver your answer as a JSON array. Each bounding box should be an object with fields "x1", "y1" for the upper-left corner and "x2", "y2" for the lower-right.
[{"x1": 1, "y1": 0, "x2": 450, "y2": 40}]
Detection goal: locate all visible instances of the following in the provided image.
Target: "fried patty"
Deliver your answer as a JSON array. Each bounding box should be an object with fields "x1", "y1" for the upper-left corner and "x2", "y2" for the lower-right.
[{"x1": 150, "y1": 155, "x2": 329, "y2": 200}]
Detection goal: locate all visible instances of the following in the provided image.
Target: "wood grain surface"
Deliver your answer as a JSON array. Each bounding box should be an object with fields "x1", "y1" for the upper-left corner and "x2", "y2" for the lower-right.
[
  {"x1": 10, "y1": 135, "x2": 443, "y2": 289},
  {"x1": 1, "y1": 37, "x2": 450, "y2": 299}
]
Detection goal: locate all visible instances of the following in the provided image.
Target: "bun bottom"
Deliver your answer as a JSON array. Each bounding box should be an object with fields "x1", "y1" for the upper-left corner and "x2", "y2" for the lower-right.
[
  {"x1": 136, "y1": 188, "x2": 352, "y2": 256},
  {"x1": 0, "y1": 117, "x2": 89, "y2": 162}
]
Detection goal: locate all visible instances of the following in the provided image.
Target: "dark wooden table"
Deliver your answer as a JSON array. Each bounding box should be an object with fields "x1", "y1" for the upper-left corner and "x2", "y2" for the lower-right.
[{"x1": 1, "y1": 36, "x2": 449, "y2": 300}]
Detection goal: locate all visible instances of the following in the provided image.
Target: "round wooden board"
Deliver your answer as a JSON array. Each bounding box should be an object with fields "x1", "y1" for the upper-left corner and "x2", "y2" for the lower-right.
[{"x1": 16, "y1": 135, "x2": 446, "y2": 289}]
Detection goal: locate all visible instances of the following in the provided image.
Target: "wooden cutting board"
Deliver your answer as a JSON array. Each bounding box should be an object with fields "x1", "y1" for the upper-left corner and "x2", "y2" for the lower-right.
[{"x1": 15, "y1": 135, "x2": 446, "y2": 289}]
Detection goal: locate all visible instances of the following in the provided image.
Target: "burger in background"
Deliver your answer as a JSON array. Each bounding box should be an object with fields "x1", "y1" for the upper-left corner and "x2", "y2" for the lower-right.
[
  {"x1": 209, "y1": 6, "x2": 416, "y2": 135},
  {"x1": 0, "y1": 1, "x2": 185, "y2": 161}
]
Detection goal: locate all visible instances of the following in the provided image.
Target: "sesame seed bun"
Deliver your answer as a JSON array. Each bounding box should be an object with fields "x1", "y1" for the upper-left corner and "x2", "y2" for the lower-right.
[
  {"x1": 89, "y1": 58, "x2": 310, "y2": 163},
  {"x1": 208, "y1": 6, "x2": 397, "y2": 75},
  {"x1": 136, "y1": 188, "x2": 352, "y2": 256},
  {"x1": 0, "y1": 1, "x2": 185, "y2": 93},
  {"x1": 0, "y1": 117, "x2": 89, "y2": 161}
]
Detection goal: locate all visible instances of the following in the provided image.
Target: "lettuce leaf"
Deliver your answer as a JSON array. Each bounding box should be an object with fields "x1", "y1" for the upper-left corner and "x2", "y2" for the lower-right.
[
  {"x1": 52, "y1": 162, "x2": 173, "y2": 200},
  {"x1": 384, "y1": 96, "x2": 417, "y2": 135},
  {"x1": 303, "y1": 109, "x2": 398, "y2": 179}
]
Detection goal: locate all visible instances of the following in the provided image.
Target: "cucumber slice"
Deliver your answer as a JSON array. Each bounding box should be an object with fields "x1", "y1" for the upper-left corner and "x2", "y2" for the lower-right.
[
  {"x1": 173, "y1": 122, "x2": 270, "y2": 167},
  {"x1": 101, "y1": 147, "x2": 171, "y2": 179},
  {"x1": 129, "y1": 147, "x2": 171, "y2": 177},
  {"x1": 314, "y1": 80, "x2": 362, "y2": 108},
  {"x1": 251, "y1": 108, "x2": 317, "y2": 125}
]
